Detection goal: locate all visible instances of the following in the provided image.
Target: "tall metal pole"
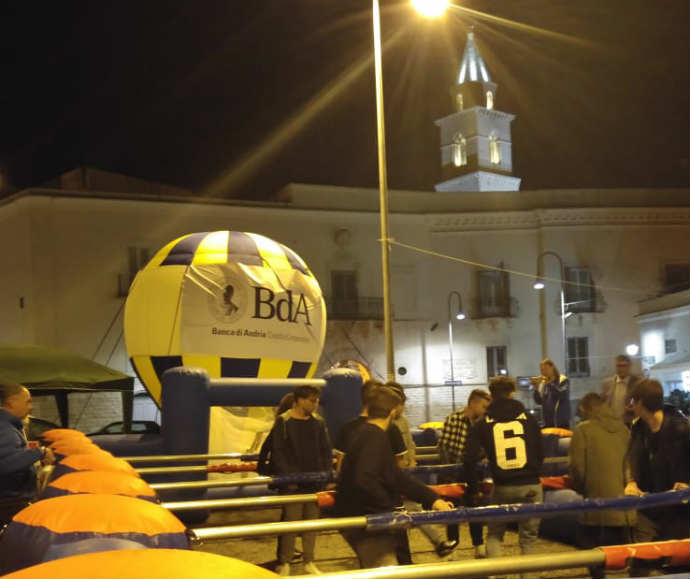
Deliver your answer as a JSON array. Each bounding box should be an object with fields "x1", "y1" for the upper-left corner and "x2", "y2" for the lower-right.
[
  {"x1": 536, "y1": 251, "x2": 567, "y2": 371},
  {"x1": 372, "y1": 0, "x2": 395, "y2": 381},
  {"x1": 447, "y1": 291, "x2": 462, "y2": 411}
]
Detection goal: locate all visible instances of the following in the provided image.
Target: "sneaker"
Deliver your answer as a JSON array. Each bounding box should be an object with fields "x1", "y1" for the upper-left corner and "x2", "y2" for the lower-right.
[
  {"x1": 303, "y1": 562, "x2": 322, "y2": 575},
  {"x1": 275, "y1": 563, "x2": 290, "y2": 576},
  {"x1": 474, "y1": 545, "x2": 487, "y2": 559},
  {"x1": 436, "y1": 539, "x2": 458, "y2": 558}
]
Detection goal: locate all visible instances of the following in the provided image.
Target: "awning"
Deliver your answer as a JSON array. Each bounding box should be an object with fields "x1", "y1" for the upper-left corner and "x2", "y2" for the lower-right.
[{"x1": 0, "y1": 344, "x2": 134, "y2": 428}]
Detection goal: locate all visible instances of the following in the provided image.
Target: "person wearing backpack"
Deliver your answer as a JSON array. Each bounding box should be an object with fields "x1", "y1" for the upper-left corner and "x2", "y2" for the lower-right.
[{"x1": 271, "y1": 385, "x2": 332, "y2": 576}]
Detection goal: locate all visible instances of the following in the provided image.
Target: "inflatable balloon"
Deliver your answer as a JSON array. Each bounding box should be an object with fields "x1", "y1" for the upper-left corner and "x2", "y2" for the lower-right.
[
  {"x1": 0, "y1": 495, "x2": 188, "y2": 573},
  {"x1": 40, "y1": 429, "x2": 88, "y2": 444},
  {"x1": 124, "y1": 231, "x2": 326, "y2": 405},
  {"x1": 1, "y1": 549, "x2": 278, "y2": 579},
  {"x1": 51, "y1": 453, "x2": 138, "y2": 481},
  {"x1": 41, "y1": 471, "x2": 157, "y2": 503},
  {"x1": 331, "y1": 359, "x2": 372, "y2": 382}
]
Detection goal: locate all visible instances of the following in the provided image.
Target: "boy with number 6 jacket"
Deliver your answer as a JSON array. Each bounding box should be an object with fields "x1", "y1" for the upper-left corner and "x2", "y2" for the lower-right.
[{"x1": 463, "y1": 376, "x2": 544, "y2": 561}]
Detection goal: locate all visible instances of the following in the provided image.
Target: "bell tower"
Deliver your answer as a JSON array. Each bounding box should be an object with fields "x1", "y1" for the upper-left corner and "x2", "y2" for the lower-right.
[{"x1": 435, "y1": 30, "x2": 521, "y2": 192}]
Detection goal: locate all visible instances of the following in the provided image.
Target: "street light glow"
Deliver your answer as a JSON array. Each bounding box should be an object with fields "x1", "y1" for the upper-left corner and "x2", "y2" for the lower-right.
[
  {"x1": 533, "y1": 280, "x2": 545, "y2": 290},
  {"x1": 455, "y1": 312, "x2": 466, "y2": 320},
  {"x1": 626, "y1": 344, "x2": 640, "y2": 356},
  {"x1": 411, "y1": 0, "x2": 449, "y2": 18}
]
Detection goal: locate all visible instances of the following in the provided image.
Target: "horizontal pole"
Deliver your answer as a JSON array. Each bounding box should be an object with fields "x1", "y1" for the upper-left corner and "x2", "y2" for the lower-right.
[
  {"x1": 191, "y1": 516, "x2": 366, "y2": 542},
  {"x1": 189, "y1": 489, "x2": 689, "y2": 540},
  {"x1": 211, "y1": 378, "x2": 326, "y2": 387},
  {"x1": 163, "y1": 493, "x2": 318, "y2": 512},
  {"x1": 543, "y1": 456, "x2": 569, "y2": 464},
  {"x1": 414, "y1": 446, "x2": 437, "y2": 454},
  {"x1": 124, "y1": 453, "x2": 258, "y2": 464},
  {"x1": 415, "y1": 454, "x2": 440, "y2": 463},
  {"x1": 151, "y1": 476, "x2": 273, "y2": 491},
  {"x1": 292, "y1": 549, "x2": 604, "y2": 579},
  {"x1": 138, "y1": 465, "x2": 209, "y2": 475}
]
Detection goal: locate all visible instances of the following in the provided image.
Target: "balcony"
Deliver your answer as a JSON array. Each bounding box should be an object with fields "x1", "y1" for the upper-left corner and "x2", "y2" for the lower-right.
[
  {"x1": 472, "y1": 296, "x2": 519, "y2": 319},
  {"x1": 326, "y1": 297, "x2": 384, "y2": 320}
]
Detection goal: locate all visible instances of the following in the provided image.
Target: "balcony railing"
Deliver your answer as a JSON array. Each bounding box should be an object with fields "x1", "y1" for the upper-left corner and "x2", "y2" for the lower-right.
[
  {"x1": 326, "y1": 297, "x2": 384, "y2": 320},
  {"x1": 472, "y1": 296, "x2": 519, "y2": 319}
]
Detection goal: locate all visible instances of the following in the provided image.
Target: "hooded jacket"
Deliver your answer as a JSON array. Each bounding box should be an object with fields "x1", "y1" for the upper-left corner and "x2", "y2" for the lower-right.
[
  {"x1": 569, "y1": 405, "x2": 636, "y2": 527},
  {"x1": 463, "y1": 397, "x2": 543, "y2": 490}
]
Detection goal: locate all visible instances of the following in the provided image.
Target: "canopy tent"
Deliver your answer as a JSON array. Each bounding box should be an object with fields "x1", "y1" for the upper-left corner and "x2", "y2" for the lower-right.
[{"x1": 0, "y1": 344, "x2": 133, "y2": 430}]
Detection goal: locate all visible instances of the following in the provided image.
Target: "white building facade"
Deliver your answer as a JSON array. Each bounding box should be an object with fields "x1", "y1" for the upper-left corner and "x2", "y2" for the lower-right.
[{"x1": 0, "y1": 174, "x2": 687, "y2": 429}]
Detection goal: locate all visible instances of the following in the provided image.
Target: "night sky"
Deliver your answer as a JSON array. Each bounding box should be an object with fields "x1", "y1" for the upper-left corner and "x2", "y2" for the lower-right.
[{"x1": 1, "y1": 0, "x2": 688, "y2": 199}]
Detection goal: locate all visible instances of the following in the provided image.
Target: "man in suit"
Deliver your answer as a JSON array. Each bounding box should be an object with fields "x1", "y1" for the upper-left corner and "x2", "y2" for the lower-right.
[{"x1": 601, "y1": 355, "x2": 643, "y2": 426}]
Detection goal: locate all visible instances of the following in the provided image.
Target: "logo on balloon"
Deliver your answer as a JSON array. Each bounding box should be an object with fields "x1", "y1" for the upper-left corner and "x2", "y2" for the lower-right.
[{"x1": 207, "y1": 271, "x2": 248, "y2": 324}]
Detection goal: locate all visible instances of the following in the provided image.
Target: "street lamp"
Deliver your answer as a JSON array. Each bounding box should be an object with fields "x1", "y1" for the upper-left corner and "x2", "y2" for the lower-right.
[
  {"x1": 447, "y1": 290, "x2": 467, "y2": 411},
  {"x1": 412, "y1": 0, "x2": 450, "y2": 18},
  {"x1": 534, "y1": 251, "x2": 567, "y2": 372},
  {"x1": 373, "y1": 1, "x2": 447, "y2": 380}
]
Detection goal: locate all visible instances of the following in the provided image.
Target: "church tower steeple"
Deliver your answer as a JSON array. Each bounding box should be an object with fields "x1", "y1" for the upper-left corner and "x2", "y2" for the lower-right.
[{"x1": 435, "y1": 29, "x2": 521, "y2": 192}]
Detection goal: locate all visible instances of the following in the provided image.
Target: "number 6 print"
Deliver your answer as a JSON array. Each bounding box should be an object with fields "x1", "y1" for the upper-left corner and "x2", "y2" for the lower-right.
[{"x1": 493, "y1": 421, "x2": 527, "y2": 470}]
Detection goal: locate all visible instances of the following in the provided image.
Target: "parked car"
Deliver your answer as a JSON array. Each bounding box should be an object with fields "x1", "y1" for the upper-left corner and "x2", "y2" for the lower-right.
[{"x1": 88, "y1": 420, "x2": 160, "y2": 436}]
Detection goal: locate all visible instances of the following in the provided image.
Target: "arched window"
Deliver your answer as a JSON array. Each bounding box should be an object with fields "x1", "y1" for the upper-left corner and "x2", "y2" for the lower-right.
[
  {"x1": 486, "y1": 91, "x2": 494, "y2": 110},
  {"x1": 452, "y1": 133, "x2": 467, "y2": 167},
  {"x1": 489, "y1": 134, "x2": 500, "y2": 164},
  {"x1": 456, "y1": 93, "x2": 464, "y2": 112}
]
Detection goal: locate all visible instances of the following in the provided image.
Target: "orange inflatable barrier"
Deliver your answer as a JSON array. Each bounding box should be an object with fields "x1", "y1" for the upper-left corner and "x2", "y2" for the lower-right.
[
  {"x1": 601, "y1": 540, "x2": 690, "y2": 569},
  {"x1": 541, "y1": 427, "x2": 573, "y2": 437}
]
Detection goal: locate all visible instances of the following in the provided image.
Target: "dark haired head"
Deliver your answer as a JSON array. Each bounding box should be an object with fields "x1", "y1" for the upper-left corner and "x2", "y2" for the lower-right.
[
  {"x1": 579, "y1": 392, "x2": 604, "y2": 418},
  {"x1": 0, "y1": 379, "x2": 25, "y2": 406},
  {"x1": 385, "y1": 381, "x2": 406, "y2": 403},
  {"x1": 361, "y1": 379, "x2": 384, "y2": 405},
  {"x1": 631, "y1": 379, "x2": 663, "y2": 413},
  {"x1": 488, "y1": 376, "x2": 516, "y2": 399},
  {"x1": 367, "y1": 386, "x2": 402, "y2": 419},
  {"x1": 293, "y1": 385, "x2": 321, "y2": 401},
  {"x1": 468, "y1": 389, "x2": 490, "y2": 404},
  {"x1": 277, "y1": 392, "x2": 295, "y2": 415}
]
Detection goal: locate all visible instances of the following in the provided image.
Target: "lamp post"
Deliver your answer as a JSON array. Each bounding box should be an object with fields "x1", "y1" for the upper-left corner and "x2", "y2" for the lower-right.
[
  {"x1": 533, "y1": 251, "x2": 567, "y2": 371},
  {"x1": 371, "y1": 0, "x2": 395, "y2": 381},
  {"x1": 371, "y1": 1, "x2": 449, "y2": 381},
  {"x1": 447, "y1": 290, "x2": 466, "y2": 411}
]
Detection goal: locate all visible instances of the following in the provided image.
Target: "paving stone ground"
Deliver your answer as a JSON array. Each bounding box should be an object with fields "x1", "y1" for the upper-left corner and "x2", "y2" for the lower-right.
[{"x1": 192, "y1": 506, "x2": 630, "y2": 578}]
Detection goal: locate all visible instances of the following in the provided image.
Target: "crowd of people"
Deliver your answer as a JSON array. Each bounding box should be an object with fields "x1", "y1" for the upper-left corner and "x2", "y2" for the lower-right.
[
  {"x1": 264, "y1": 353, "x2": 688, "y2": 576},
  {"x1": 1, "y1": 353, "x2": 689, "y2": 577}
]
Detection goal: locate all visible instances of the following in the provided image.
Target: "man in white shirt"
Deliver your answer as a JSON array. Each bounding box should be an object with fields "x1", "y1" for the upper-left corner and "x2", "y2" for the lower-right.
[{"x1": 601, "y1": 355, "x2": 642, "y2": 426}]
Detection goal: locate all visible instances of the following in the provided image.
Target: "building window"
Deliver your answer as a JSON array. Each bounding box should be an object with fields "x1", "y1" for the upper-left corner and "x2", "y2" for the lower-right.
[
  {"x1": 118, "y1": 246, "x2": 150, "y2": 296},
  {"x1": 565, "y1": 267, "x2": 596, "y2": 313},
  {"x1": 452, "y1": 133, "x2": 467, "y2": 167},
  {"x1": 567, "y1": 337, "x2": 590, "y2": 377},
  {"x1": 489, "y1": 134, "x2": 500, "y2": 164},
  {"x1": 665, "y1": 339, "x2": 677, "y2": 354},
  {"x1": 456, "y1": 93, "x2": 464, "y2": 112},
  {"x1": 486, "y1": 90, "x2": 494, "y2": 110},
  {"x1": 487, "y1": 346, "x2": 507, "y2": 377},
  {"x1": 664, "y1": 264, "x2": 690, "y2": 294},
  {"x1": 331, "y1": 270, "x2": 358, "y2": 316},
  {"x1": 477, "y1": 268, "x2": 510, "y2": 318}
]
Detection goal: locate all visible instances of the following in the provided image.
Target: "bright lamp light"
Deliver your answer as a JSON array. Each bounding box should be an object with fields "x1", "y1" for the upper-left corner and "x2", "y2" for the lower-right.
[
  {"x1": 533, "y1": 280, "x2": 545, "y2": 290},
  {"x1": 411, "y1": 0, "x2": 449, "y2": 18},
  {"x1": 626, "y1": 344, "x2": 639, "y2": 356},
  {"x1": 455, "y1": 312, "x2": 466, "y2": 320}
]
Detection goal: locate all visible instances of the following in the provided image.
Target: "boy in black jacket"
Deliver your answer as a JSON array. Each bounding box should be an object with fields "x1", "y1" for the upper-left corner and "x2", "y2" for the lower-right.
[
  {"x1": 624, "y1": 379, "x2": 689, "y2": 542},
  {"x1": 463, "y1": 375, "x2": 544, "y2": 561},
  {"x1": 271, "y1": 385, "x2": 332, "y2": 576},
  {"x1": 335, "y1": 386, "x2": 453, "y2": 568}
]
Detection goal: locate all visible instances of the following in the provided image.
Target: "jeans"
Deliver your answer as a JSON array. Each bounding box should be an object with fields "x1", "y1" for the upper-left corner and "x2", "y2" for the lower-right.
[
  {"x1": 486, "y1": 483, "x2": 542, "y2": 559},
  {"x1": 278, "y1": 501, "x2": 320, "y2": 564}
]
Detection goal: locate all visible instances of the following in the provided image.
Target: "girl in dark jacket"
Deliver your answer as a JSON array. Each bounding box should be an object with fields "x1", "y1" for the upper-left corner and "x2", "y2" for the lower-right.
[{"x1": 533, "y1": 358, "x2": 571, "y2": 428}]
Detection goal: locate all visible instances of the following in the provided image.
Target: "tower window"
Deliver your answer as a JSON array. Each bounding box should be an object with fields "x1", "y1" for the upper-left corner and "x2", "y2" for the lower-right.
[
  {"x1": 456, "y1": 93, "x2": 464, "y2": 112},
  {"x1": 452, "y1": 133, "x2": 467, "y2": 167},
  {"x1": 489, "y1": 134, "x2": 500, "y2": 164},
  {"x1": 486, "y1": 91, "x2": 494, "y2": 110}
]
